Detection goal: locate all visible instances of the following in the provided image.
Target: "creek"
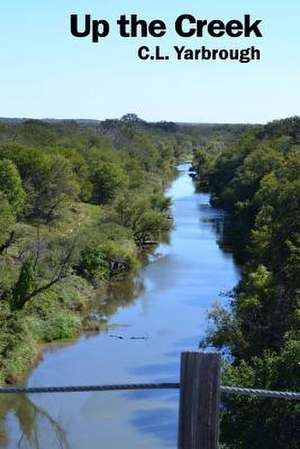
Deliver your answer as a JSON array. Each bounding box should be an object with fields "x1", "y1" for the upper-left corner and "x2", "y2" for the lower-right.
[{"x1": 0, "y1": 163, "x2": 239, "y2": 449}]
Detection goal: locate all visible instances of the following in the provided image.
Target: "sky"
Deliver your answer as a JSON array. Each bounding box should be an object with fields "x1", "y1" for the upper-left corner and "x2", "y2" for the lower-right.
[{"x1": 0, "y1": 0, "x2": 299, "y2": 123}]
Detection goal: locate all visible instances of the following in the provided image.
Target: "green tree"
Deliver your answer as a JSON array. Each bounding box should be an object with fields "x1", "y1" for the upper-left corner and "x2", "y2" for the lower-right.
[
  {"x1": 112, "y1": 193, "x2": 171, "y2": 245},
  {"x1": 12, "y1": 258, "x2": 35, "y2": 311},
  {"x1": 77, "y1": 247, "x2": 110, "y2": 284},
  {"x1": 90, "y1": 162, "x2": 128, "y2": 205},
  {"x1": 33, "y1": 154, "x2": 80, "y2": 223},
  {"x1": 0, "y1": 193, "x2": 15, "y2": 247},
  {"x1": 130, "y1": 133, "x2": 160, "y2": 172},
  {"x1": 60, "y1": 149, "x2": 93, "y2": 201},
  {"x1": 197, "y1": 118, "x2": 300, "y2": 449},
  {"x1": 132, "y1": 209, "x2": 170, "y2": 245},
  {"x1": 0, "y1": 159, "x2": 26, "y2": 216}
]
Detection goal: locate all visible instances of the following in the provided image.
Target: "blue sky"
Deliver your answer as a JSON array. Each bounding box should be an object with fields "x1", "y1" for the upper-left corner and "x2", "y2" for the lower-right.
[{"x1": 1, "y1": 0, "x2": 299, "y2": 123}]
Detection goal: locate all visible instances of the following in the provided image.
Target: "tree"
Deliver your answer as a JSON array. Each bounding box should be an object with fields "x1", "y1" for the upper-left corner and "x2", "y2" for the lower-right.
[
  {"x1": 150, "y1": 193, "x2": 172, "y2": 213},
  {"x1": 220, "y1": 338, "x2": 300, "y2": 449},
  {"x1": 132, "y1": 210, "x2": 170, "y2": 245},
  {"x1": 130, "y1": 133, "x2": 160, "y2": 172},
  {"x1": 77, "y1": 246, "x2": 110, "y2": 284},
  {"x1": 59, "y1": 149, "x2": 92, "y2": 201},
  {"x1": 33, "y1": 154, "x2": 79, "y2": 223},
  {"x1": 10, "y1": 239, "x2": 76, "y2": 311},
  {"x1": 0, "y1": 146, "x2": 79, "y2": 223},
  {"x1": 197, "y1": 118, "x2": 300, "y2": 449},
  {"x1": 121, "y1": 113, "x2": 143, "y2": 123},
  {"x1": 11, "y1": 258, "x2": 35, "y2": 310},
  {"x1": 0, "y1": 159, "x2": 26, "y2": 216},
  {"x1": 90, "y1": 162, "x2": 128, "y2": 205},
  {"x1": 112, "y1": 193, "x2": 172, "y2": 245},
  {"x1": 0, "y1": 193, "x2": 15, "y2": 248}
]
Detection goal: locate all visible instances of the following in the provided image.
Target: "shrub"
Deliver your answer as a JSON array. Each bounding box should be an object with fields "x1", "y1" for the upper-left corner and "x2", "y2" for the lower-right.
[
  {"x1": 98, "y1": 240, "x2": 139, "y2": 278},
  {"x1": 24, "y1": 290, "x2": 61, "y2": 319},
  {"x1": 77, "y1": 246, "x2": 110, "y2": 284},
  {"x1": 39, "y1": 313, "x2": 81, "y2": 342},
  {"x1": 0, "y1": 309, "x2": 39, "y2": 383}
]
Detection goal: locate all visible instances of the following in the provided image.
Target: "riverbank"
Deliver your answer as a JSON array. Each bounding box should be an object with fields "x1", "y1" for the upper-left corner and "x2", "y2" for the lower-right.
[
  {"x1": 192, "y1": 117, "x2": 300, "y2": 449},
  {"x1": 0, "y1": 206, "x2": 172, "y2": 385},
  {"x1": 0, "y1": 157, "x2": 180, "y2": 386},
  {"x1": 0, "y1": 117, "x2": 196, "y2": 386}
]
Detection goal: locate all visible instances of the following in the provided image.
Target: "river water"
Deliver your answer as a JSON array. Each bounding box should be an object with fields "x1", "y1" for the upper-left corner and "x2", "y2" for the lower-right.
[{"x1": 1, "y1": 164, "x2": 239, "y2": 449}]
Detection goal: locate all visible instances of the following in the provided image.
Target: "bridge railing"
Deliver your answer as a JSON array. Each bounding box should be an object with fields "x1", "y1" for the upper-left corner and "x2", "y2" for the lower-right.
[{"x1": 0, "y1": 351, "x2": 299, "y2": 449}]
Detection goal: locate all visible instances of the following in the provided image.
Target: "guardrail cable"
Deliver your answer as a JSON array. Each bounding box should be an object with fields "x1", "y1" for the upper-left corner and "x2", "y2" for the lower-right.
[{"x1": 0, "y1": 383, "x2": 299, "y2": 400}]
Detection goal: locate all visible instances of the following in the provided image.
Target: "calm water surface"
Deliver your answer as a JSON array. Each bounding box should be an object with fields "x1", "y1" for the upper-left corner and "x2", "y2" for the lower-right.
[{"x1": 1, "y1": 164, "x2": 239, "y2": 449}]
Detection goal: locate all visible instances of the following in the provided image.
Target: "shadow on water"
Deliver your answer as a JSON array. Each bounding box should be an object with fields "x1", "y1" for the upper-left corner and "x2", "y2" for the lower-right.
[
  {"x1": 130, "y1": 407, "x2": 178, "y2": 448},
  {"x1": 197, "y1": 203, "x2": 237, "y2": 256},
  {"x1": 129, "y1": 361, "x2": 179, "y2": 378}
]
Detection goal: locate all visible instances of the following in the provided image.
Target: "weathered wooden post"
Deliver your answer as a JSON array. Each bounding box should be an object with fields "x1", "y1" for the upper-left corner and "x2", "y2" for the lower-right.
[{"x1": 177, "y1": 351, "x2": 221, "y2": 449}]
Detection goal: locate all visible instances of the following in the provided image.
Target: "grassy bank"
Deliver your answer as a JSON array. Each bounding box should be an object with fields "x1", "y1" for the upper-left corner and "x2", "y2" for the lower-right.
[{"x1": 0, "y1": 201, "x2": 128, "y2": 384}]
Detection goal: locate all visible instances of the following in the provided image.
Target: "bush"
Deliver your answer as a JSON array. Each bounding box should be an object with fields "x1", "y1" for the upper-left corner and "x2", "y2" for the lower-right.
[
  {"x1": 98, "y1": 240, "x2": 139, "y2": 277},
  {"x1": 77, "y1": 246, "x2": 110, "y2": 284},
  {"x1": 0, "y1": 309, "x2": 39, "y2": 383},
  {"x1": 24, "y1": 276, "x2": 93, "y2": 317},
  {"x1": 38, "y1": 313, "x2": 81, "y2": 342}
]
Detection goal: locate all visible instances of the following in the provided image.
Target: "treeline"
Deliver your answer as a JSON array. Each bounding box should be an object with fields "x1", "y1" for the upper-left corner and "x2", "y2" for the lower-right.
[
  {"x1": 193, "y1": 116, "x2": 300, "y2": 449},
  {"x1": 0, "y1": 114, "x2": 194, "y2": 384},
  {"x1": 180, "y1": 122, "x2": 255, "y2": 146}
]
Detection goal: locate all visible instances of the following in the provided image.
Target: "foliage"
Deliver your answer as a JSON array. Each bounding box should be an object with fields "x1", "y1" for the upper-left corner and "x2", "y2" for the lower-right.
[
  {"x1": 220, "y1": 338, "x2": 300, "y2": 449},
  {"x1": 77, "y1": 246, "x2": 110, "y2": 283},
  {"x1": 77, "y1": 240, "x2": 138, "y2": 284},
  {"x1": 0, "y1": 159, "x2": 26, "y2": 216},
  {"x1": 0, "y1": 193, "x2": 15, "y2": 247},
  {"x1": 0, "y1": 115, "x2": 192, "y2": 384},
  {"x1": 111, "y1": 192, "x2": 172, "y2": 245},
  {"x1": 0, "y1": 305, "x2": 39, "y2": 384},
  {"x1": 90, "y1": 161, "x2": 128, "y2": 205},
  {"x1": 37, "y1": 313, "x2": 81, "y2": 342},
  {"x1": 195, "y1": 116, "x2": 300, "y2": 448},
  {"x1": 12, "y1": 258, "x2": 36, "y2": 311},
  {"x1": 98, "y1": 240, "x2": 139, "y2": 276},
  {"x1": 33, "y1": 154, "x2": 80, "y2": 223}
]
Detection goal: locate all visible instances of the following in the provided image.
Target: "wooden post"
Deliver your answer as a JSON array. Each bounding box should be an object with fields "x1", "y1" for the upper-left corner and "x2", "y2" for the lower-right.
[{"x1": 177, "y1": 352, "x2": 221, "y2": 449}]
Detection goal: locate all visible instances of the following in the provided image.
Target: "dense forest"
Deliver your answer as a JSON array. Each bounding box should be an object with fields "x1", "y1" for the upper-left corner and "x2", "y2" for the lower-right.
[{"x1": 193, "y1": 116, "x2": 300, "y2": 449}]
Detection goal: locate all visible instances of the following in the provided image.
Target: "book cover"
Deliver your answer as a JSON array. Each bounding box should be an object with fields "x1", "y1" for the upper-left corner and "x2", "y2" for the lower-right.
[{"x1": 0, "y1": 2, "x2": 299, "y2": 448}]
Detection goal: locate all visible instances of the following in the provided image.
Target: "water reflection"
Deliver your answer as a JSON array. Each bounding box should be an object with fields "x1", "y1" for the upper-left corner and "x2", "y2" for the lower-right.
[
  {"x1": 130, "y1": 406, "x2": 178, "y2": 448},
  {"x1": 94, "y1": 276, "x2": 145, "y2": 318},
  {"x1": 130, "y1": 361, "x2": 179, "y2": 378},
  {"x1": 0, "y1": 395, "x2": 71, "y2": 449}
]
